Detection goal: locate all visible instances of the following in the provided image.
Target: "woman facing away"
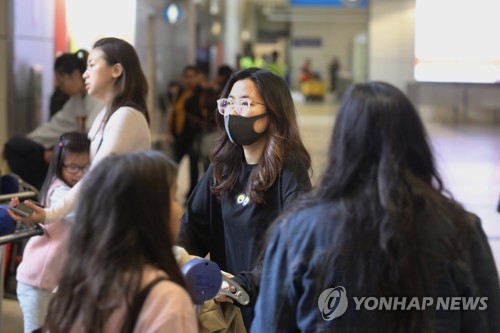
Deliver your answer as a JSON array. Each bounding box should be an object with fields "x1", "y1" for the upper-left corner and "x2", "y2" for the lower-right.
[
  {"x1": 41, "y1": 150, "x2": 197, "y2": 333},
  {"x1": 9, "y1": 37, "x2": 151, "y2": 224},
  {"x1": 251, "y1": 81, "x2": 500, "y2": 332},
  {"x1": 16, "y1": 132, "x2": 90, "y2": 333},
  {"x1": 177, "y1": 67, "x2": 312, "y2": 330}
]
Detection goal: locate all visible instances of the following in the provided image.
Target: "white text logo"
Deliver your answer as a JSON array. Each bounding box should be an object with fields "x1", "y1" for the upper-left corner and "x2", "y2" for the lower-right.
[
  {"x1": 318, "y1": 286, "x2": 489, "y2": 321},
  {"x1": 353, "y1": 296, "x2": 488, "y2": 311}
]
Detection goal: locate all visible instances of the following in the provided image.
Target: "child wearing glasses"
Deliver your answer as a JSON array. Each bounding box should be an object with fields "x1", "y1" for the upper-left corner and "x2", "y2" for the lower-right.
[
  {"x1": 16, "y1": 132, "x2": 90, "y2": 333},
  {"x1": 178, "y1": 67, "x2": 313, "y2": 329}
]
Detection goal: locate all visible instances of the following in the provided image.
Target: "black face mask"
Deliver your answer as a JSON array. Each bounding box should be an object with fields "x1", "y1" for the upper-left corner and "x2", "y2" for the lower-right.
[{"x1": 224, "y1": 114, "x2": 268, "y2": 146}]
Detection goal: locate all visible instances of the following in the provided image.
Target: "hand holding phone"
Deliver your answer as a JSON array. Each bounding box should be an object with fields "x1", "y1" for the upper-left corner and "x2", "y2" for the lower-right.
[{"x1": 11, "y1": 200, "x2": 44, "y2": 218}]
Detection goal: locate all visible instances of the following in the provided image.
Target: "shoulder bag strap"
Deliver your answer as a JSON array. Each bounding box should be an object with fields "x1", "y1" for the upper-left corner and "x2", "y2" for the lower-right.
[{"x1": 120, "y1": 276, "x2": 169, "y2": 333}]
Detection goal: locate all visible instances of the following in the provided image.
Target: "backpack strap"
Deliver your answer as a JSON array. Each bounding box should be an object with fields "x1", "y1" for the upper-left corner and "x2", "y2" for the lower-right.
[{"x1": 120, "y1": 276, "x2": 169, "y2": 333}]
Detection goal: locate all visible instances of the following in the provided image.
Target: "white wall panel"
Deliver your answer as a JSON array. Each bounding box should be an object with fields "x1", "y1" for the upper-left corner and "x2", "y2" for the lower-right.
[
  {"x1": 14, "y1": 0, "x2": 53, "y2": 38},
  {"x1": 368, "y1": 0, "x2": 415, "y2": 90}
]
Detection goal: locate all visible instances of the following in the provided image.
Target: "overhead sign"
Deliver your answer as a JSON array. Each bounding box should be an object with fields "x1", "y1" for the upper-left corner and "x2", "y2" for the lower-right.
[{"x1": 292, "y1": 37, "x2": 322, "y2": 47}]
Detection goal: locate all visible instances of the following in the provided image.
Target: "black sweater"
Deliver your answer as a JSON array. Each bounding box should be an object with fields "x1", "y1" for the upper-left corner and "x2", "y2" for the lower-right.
[{"x1": 178, "y1": 155, "x2": 311, "y2": 328}]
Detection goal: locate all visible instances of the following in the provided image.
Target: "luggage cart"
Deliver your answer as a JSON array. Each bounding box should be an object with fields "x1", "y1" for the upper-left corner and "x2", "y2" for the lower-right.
[
  {"x1": 0, "y1": 223, "x2": 45, "y2": 246},
  {"x1": 0, "y1": 220, "x2": 45, "y2": 299}
]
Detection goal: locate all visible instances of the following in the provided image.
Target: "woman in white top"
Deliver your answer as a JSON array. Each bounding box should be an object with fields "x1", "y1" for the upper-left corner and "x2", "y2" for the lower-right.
[{"x1": 9, "y1": 37, "x2": 151, "y2": 224}]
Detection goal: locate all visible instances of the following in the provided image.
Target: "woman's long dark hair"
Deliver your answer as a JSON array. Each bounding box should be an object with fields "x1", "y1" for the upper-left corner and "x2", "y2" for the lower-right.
[
  {"x1": 288, "y1": 81, "x2": 473, "y2": 332},
  {"x1": 92, "y1": 37, "x2": 150, "y2": 126},
  {"x1": 40, "y1": 132, "x2": 90, "y2": 203},
  {"x1": 211, "y1": 67, "x2": 311, "y2": 203},
  {"x1": 43, "y1": 150, "x2": 184, "y2": 333}
]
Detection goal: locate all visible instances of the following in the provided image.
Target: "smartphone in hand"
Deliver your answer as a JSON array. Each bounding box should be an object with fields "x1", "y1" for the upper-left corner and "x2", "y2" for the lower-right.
[{"x1": 11, "y1": 200, "x2": 44, "y2": 217}]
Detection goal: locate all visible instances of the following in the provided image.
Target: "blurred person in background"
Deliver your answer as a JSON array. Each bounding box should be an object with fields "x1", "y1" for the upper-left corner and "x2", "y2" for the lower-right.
[
  {"x1": 3, "y1": 49, "x2": 102, "y2": 189},
  {"x1": 168, "y1": 65, "x2": 206, "y2": 200},
  {"x1": 200, "y1": 64, "x2": 234, "y2": 170}
]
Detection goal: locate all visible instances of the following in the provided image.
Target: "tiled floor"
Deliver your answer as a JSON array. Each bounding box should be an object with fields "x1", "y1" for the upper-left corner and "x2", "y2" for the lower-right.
[{"x1": 1, "y1": 93, "x2": 499, "y2": 332}]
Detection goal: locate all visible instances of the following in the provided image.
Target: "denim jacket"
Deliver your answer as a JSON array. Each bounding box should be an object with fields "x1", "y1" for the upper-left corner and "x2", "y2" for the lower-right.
[{"x1": 251, "y1": 203, "x2": 500, "y2": 333}]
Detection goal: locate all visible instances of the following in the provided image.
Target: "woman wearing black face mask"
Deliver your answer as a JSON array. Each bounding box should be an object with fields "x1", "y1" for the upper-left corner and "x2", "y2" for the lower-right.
[{"x1": 177, "y1": 67, "x2": 312, "y2": 330}]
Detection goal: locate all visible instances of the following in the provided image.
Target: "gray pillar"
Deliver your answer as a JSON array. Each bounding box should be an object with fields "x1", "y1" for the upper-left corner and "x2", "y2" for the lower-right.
[
  {"x1": 186, "y1": 0, "x2": 196, "y2": 64},
  {"x1": 223, "y1": 0, "x2": 240, "y2": 67}
]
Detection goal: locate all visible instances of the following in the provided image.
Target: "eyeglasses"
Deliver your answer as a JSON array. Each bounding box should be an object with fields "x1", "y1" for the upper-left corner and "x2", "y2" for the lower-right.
[
  {"x1": 216, "y1": 98, "x2": 265, "y2": 116},
  {"x1": 63, "y1": 164, "x2": 90, "y2": 174}
]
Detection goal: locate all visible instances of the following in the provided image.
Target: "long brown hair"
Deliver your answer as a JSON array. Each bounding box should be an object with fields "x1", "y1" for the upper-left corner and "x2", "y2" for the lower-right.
[
  {"x1": 211, "y1": 67, "x2": 311, "y2": 203},
  {"x1": 43, "y1": 151, "x2": 184, "y2": 333},
  {"x1": 92, "y1": 37, "x2": 150, "y2": 126}
]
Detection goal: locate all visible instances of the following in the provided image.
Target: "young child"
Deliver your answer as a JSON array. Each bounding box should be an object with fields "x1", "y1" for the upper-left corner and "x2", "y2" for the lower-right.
[
  {"x1": 16, "y1": 132, "x2": 90, "y2": 333},
  {"x1": 42, "y1": 150, "x2": 197, "y2": 333}
]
